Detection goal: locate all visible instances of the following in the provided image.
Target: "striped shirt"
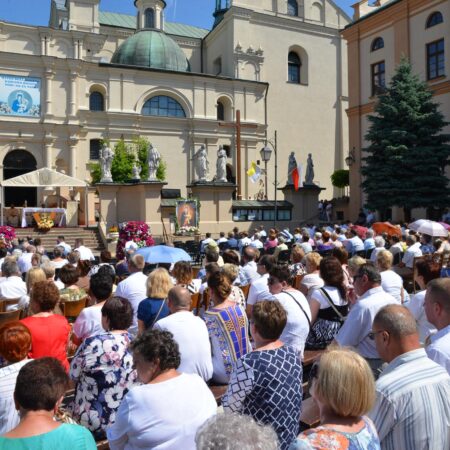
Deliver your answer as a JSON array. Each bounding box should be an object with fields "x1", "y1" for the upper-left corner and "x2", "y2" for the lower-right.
[
  {"x1": 369, "y1": 348, "x2": 450, "y2": 450},
  {"x1": 0, "y1": 359, "x2": 30, "y2": 434}
]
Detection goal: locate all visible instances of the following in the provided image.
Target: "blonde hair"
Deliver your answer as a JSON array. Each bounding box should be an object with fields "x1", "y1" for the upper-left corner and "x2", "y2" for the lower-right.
[
  {"x1": 146, "y1": 268, "x2": 173, "y2": 299},
  {"x1": 25, "y1": 268, "x2": 47, "y2": 293},
  {"x1": 305, "y1": 252, "x2": 322, "y2": 272},
  {"x1": 311, "y1": 348, "x2": 375, "y2": 417},
  {"x1": 291, "y1": 246, "x2": 305, "y2": 263},
  {"x1": 376, "y1": 249, "x2": 393, "y2": 271},
  {"x1": 347, "y1": 255, "x2": 366, "y2": 276},
  {"x1": 221, "y1": 263, "x2": 239, "y2": 283}
]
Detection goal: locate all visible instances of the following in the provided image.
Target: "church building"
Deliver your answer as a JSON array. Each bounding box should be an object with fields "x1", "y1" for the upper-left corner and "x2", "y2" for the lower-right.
[{"x1": 0, "y1": 0, "x2": 349, "y2": 225}]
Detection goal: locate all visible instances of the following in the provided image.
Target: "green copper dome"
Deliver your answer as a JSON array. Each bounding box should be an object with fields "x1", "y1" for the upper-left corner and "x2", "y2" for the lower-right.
[{"x1": 111, "y1": 29, "x2": 190, "y2": 72}]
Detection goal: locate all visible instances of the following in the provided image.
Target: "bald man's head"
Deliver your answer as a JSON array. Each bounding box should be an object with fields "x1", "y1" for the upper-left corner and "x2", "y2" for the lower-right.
[
  {"x1": 168, "y1": 285, "x2": 192, "y2": 311},
  {"x1": 374, "y1": 304, "x2": 418, "y2": 339}
]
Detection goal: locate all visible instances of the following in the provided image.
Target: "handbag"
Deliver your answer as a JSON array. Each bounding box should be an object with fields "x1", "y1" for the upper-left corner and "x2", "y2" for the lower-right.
[{"x1": 319, "y1": 288, "x2": 347, "y2": 324}]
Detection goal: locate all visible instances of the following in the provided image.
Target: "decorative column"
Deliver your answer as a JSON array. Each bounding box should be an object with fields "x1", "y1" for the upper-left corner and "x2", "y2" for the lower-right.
[
  {"x1": 69, "y1": 136, "x2": 78, "y2": 177},
  {"x1": 44, "y1": 67, "x2": 54, "y2": 117},
  {"x1": 69, "y1": 71, "x2": 77, "y2": 118}
]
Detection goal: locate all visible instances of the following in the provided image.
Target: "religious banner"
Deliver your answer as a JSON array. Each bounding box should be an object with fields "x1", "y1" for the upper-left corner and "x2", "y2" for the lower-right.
[
  {"x1": 176, "y1": 200, "x2": 198, "y2": 230},
  {"x1": 0, "y1": 74, "x2": 41, "y2": 117}
]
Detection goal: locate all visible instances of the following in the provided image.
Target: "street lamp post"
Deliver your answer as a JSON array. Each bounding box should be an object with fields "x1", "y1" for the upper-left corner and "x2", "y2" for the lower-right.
[{"x1": 260, "y1": 130, "x2": 278, "y2": 227}]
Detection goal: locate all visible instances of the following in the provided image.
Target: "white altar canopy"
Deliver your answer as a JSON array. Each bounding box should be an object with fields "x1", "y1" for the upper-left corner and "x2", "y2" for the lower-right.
[{"x1": 0, "y1": 168, "x2": 88, "y2": 226}]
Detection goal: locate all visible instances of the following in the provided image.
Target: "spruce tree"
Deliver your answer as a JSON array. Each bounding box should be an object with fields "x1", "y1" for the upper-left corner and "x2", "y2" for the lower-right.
[{"x1": 361, "y1": 59, "x2": 450, "y2": 220}]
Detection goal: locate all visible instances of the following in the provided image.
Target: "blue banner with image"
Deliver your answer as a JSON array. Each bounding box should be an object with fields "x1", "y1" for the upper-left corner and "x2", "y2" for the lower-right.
[{"x1": 0, "y1": 74, "x2": 41, "y2": 117}]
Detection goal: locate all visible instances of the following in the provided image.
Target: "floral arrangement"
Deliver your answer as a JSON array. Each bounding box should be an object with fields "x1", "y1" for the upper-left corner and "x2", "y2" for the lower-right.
[
  {"x1": 175, "y1": 226, "x2": 200, "y2": 236},
  {"x1": 35, "y1": 213, "x2": 55, "y2": 232},
  {"x1": 116, "y1": 221, "x2": 155, "y2": 259},
  {"x1": 0, "y1": 226, "x2": 16, "y2": 246},
  {"x1": 108, "y1": 225, "x2": 119, "y2": 233}
]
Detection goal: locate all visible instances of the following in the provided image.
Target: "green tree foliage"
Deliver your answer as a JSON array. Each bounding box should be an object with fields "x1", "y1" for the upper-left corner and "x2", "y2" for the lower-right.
[
  {"x1": 111, "y1": 138, "x2": 134, "y2": 183},
  {"x1": 331, "y1": 169, "x2": 349, "y2": 189},
  {"x1": 361, "y1": 59, "x2": 450, "y2": 218},
  {"x1": 156, "y1": 157, "x2": 167, "y2": 182}
]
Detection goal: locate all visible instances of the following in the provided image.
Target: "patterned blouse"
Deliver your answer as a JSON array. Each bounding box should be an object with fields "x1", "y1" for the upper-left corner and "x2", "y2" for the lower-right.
[
  {"x1": 289, "y1": 416, "x2": 381, "y2": 450},
  {"x1": 223, "y1": 346, "x2": 303, "y2": 450},
  {"x1": 204, "y1": 304, "x2": 249, "y2": 384},
  {"x1": 70, "y1": 331, "x2": 137, "y2": 440}
]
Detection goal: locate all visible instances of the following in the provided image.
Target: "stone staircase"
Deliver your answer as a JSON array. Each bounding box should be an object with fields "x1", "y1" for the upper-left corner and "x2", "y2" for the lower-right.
[{"x1": 14, "y1": 227, "x2": 105, "y2": 255}]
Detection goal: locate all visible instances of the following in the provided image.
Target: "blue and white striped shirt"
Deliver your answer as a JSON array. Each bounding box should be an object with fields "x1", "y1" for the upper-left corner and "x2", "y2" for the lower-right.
[{"x1": 369, "y1": 348, "x2": 450, "y2": 450}]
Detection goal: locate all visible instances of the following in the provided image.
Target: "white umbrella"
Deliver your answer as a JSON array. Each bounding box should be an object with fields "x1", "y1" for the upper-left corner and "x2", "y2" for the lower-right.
[
  {"x1": 408, "y1": 219, "x2": 427, "y2": 232},
  {"x1": 409, "y1": 220, "x2": 448, "y2": 237}
]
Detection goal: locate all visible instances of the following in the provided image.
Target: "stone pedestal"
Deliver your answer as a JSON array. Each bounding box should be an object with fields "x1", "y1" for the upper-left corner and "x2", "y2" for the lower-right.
[
  {"x1": 281, "y1": 184, "x2": 325, "y2": 224},
  {"x1": 65, "y1": 200, "x2": 78, "y2": 227},
  {"x1": 97, "y1": 181, "x2": 167, "y2": 237},
  {"x1": 188, "y1": 182, "x2": 236, "y2": 234}
]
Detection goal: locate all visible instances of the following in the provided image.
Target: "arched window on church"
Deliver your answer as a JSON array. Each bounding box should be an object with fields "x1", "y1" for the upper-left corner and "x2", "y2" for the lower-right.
[
  {"x1": 142, "y1": 96, "x2": 186, "y2": 118},
  {"x1": 287, "y1": 0, "x2": 299, "y2": 16},
  {"x1": 371, "y1": 37, "x2": 384, "y2": 52},
  {"x1": 145, "y1": 8, "x2": 155, "y2": 28},
  {"x1": 426, "y1": 11, "x2": 443, "y2": 28},
  {"x1": 288, "y1": 52, "x2": 301, "y2": 84},
  {"x1": 217, "y1": 101, "x2": 225, "y2": 121},
  {"x1": 89, "y1": 91, "x2": 104, "y2": 111}
]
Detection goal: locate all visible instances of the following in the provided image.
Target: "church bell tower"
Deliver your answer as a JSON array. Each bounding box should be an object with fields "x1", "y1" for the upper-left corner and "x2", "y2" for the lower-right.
[
  {"x1": 213, "y1": 0, "x2": 231, "y2": 27},
  {"x1": 135, "y1": 0, "x2": 166, "y2": 31}
]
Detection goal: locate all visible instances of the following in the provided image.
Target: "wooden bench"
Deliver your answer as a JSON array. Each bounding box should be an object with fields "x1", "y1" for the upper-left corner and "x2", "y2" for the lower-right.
[
  {"x1": 300, "y1": 396, "x2": 321, "y2": 430},
  {"x1": 303, "y1": 350, "x2": 324, "y2": 367},
  {"x1": 209, "y1": 384, "x2": 228, "y2": 406},
  {"x1": 96, "y1": 440, "x2": 110, "y2": 450}
]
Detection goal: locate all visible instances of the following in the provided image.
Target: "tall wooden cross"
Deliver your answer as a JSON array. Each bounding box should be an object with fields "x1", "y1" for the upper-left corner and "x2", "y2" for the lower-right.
[{"x1": 219, "y1": 109, "x2": 257, "y2": 200}]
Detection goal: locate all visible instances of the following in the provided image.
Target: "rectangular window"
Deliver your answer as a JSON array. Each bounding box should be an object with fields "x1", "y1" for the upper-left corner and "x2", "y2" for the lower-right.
[
  {"x1": 89, "y1": 139, "x2": 102, "y2": 160},
  {"x1": 427, "y1": 39, "x2": 445, "y2": 80},
  {"x1": 277, "y1": 210, "x2": 291, "y2": 221},
  {"x1": 371, "y1": 61, "x2": 385, "y2": 96}
]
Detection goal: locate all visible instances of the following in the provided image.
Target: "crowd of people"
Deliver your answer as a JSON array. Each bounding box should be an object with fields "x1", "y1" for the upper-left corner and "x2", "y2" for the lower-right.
[{"x1": 0, "y1": 222, "x2": 449, "y2": 449}]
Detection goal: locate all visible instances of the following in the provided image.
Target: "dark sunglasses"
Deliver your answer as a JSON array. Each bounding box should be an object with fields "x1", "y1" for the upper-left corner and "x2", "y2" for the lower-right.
[{"x1": 368, "y1": 330, "x2": 385, "y2": 340}]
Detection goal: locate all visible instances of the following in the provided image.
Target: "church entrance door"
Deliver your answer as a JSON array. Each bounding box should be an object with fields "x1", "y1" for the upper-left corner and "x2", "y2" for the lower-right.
[{"x1": 3, "y1": 150, "x2": 37, "y2": 206}]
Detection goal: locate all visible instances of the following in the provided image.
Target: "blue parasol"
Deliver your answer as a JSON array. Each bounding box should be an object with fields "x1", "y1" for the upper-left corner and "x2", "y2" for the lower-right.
[{"x1": 136, "y1": 245, "x2": 192, "y2": 264}]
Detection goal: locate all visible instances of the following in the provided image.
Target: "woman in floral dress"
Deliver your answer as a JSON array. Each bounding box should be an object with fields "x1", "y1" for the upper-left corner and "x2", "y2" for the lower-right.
[{"x1": 70, "y1": 297, "x2": 137, "y2": 440}]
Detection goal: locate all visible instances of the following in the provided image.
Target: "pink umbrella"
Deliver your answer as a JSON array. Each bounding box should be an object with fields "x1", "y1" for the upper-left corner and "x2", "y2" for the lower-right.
[{"x1": 439, "y1": 222, "x2": 450, "y2": 231}]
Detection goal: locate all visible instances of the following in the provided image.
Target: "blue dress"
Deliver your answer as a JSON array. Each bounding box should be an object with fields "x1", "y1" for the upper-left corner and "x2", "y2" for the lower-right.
[
  {"x1": 223, "y1": 346, "x2": 303, "y2": 450},
  {"x1": 137, "y1": 297, "x2": 170, "y2": 329}
]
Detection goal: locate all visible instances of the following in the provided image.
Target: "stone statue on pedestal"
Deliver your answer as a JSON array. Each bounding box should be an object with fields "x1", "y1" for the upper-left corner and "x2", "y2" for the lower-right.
[
  {"x1": 192, "y1": 145, "x2": 209, "y2": 182},
  {"x1": 287, "y1": 152, "x2": 297, "y2": 185},
  {"x1": 100, "y1": 144, "x2": 113, "y2": 182},
  {"x1": 131, "y1": 163, "x2": 141, "y2": 181},
  {"x1": 305, "y1": 153, "x2": 315, "y2": 185},
  {"x1": 216, "y1": 145, "x2": 228, "y2": 182},
  {"x1": 147, "y1": 144, "x2": 160, "y2": 181}
]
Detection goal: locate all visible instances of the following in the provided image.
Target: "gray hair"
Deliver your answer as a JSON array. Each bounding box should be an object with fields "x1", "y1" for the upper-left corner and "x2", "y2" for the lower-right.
[
  {"x1": 406, "y1": 234, "x2": 417, "y2": 245},
  {"x1": 2, "y1": 259, "x2": 19, "y2": 277},
  {"x1": 41, "y1": 262, "x2": 55, "y2": 279},
  {"x1": 196, "y1": 413, "x2": 278, "y2": 450},
  {"x1": 222, "y1": 263, "x2": 239, "y2": 282},
  {"x1": 374, "y1": 236, "x2": 385, "y2": 248},
  {"x1": 366, "y1": 229, "x2": 374, "y2": 238},
  {"x1": 278, "y1": 236, "x2": 286, "y2": 244},
  {"x1": 12, "y1": 249, "x2": 22, "y2": 259},
  {"x1": 374, "y1": 304, "x2": 418, "y2": 339}
]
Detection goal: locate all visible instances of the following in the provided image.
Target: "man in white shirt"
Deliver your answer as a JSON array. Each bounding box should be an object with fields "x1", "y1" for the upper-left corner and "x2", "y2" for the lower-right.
[
  {"x1": 216, "y1": 231, "x2": 228, "y2": 245},
  {"x1": 394, "y1": 235, "x2": 422, "y2": 277},
  {"x1": 155, "y1": 286, "x2": 213, "y2": 382},
  {"x1": 0, "y1": 260, "x2": 26, "y2": 307},
  {"x1": 249, "y1": 233, "x2": 263, "y2": 250},
  {"x1": 363, "y1": 229, "x2": 375, "y2": 251},
  {"x1": 334, "y1": 263, "x2": 397, "y2": 378},
  {"x1": 239, "y1": 246, "x2": 260, "y2": 286},
  {"x1": 74, "y1": 238, "x2": 95, "y2": 261},
  {"x1": 424, "y1": 278, "x2": 450, "y2": 375},
  {"x1": 238, "y1": 231, "x2": 252, "y2": 253},
  {"x1": 246, "y1": 255, "x2": 276, "y2": 318},
  {"x1": 347, "y1": 229, "x2": 365, "y2": 255},
  {"x1": 200, "y1": 233, "x2": 214, "y2": 254},
  {"x1": 17, "y1": 245, "x2": 35, "y2": 274},
  {"x1": 115, "y1": 253, "x2": 148, "y2": 334},
  {"x1": 56, "y1": 235, "x2": 71, "y2": 256},
  {"x1": 369, "y1": 304, "x2": 450, "y2": 450},
  {"x1": 72, "y1": 272, "x2": 113, "y2": 345},
  {"x1": 50, "y1": 246, "x2": 68, "y2": 269}
]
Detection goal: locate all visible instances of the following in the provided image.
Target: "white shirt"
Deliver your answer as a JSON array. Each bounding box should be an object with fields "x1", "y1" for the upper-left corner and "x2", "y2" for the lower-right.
[
  {"x1": 310, "y1": 286, "x2": 347, "y2": 308},
  {"x1": 272, "y1": 290, "x2": 311, "y2": 358},
  {"x1": 249, "y1": 239, "x2": 263, "y2": 249},
  {"x1": 238, "y1": 236, "x2": 252, "y2": 252},
  {"x1": 51, "y1": 258, "x2": 69, "y2": 269},
  {"x1": 155, "y1": 311, "x2": 213, "y2": 382},
  {"x1": 247, "y1": 273, "x2": 272, "y2": 306},
  {"x1": 17, "y1": 253, "x2": 33, "y2": 274},
  {"x1": 405, "y1": 290, "x2": 436, "y2": 344},
  {"x1": 239, "y1": 261, "x2": 260, "y2": 286},
  {"x1": 300, "y1": 273, "x2": 324, "y2": 299},
  {"x1": 75, "y1": 245, "x2": 95, "y2": 261},
  {"x1": 57, "y1": 241, "x2": 71, "y2": 256},
  {"x1": 72, "y1": 304, "x2": 105, "y2": 341},
  {"x1": 335, "y1": 286, "x2": 397, "y2": 358},
  {"x1": 380, "y1": 270, "x2": 404, "y2": 304},
  {"x1": 349, "y1": 236, "x2": 365, "y2": 253},
  {"x1": 370, "y1": 247, "x2": 385, "y2": 263},
  {"x1": 0, "y1": 359, "x2": 30, "y2": 434},
  {"x1": 426, "y1": 324, "x2": 450, "y2": 375},
  {"x1": 0, "y1": 276, "x2": 26, "y2": 304},
  {"x1": 216, "y1": 237, "x2": 228, "y2": 244},
  {"x1": 115, "y1": 271, "x2": 148, "y2": 328},
  {"x1": 107, "y1": 373, "x2": 217, "y2": 450},
  {"x1": 389, "y1": 242, "x2": 403, "y2": 256},
  {"x1": 402, "y1": 242, "x2": 422, "y2": 268}
]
